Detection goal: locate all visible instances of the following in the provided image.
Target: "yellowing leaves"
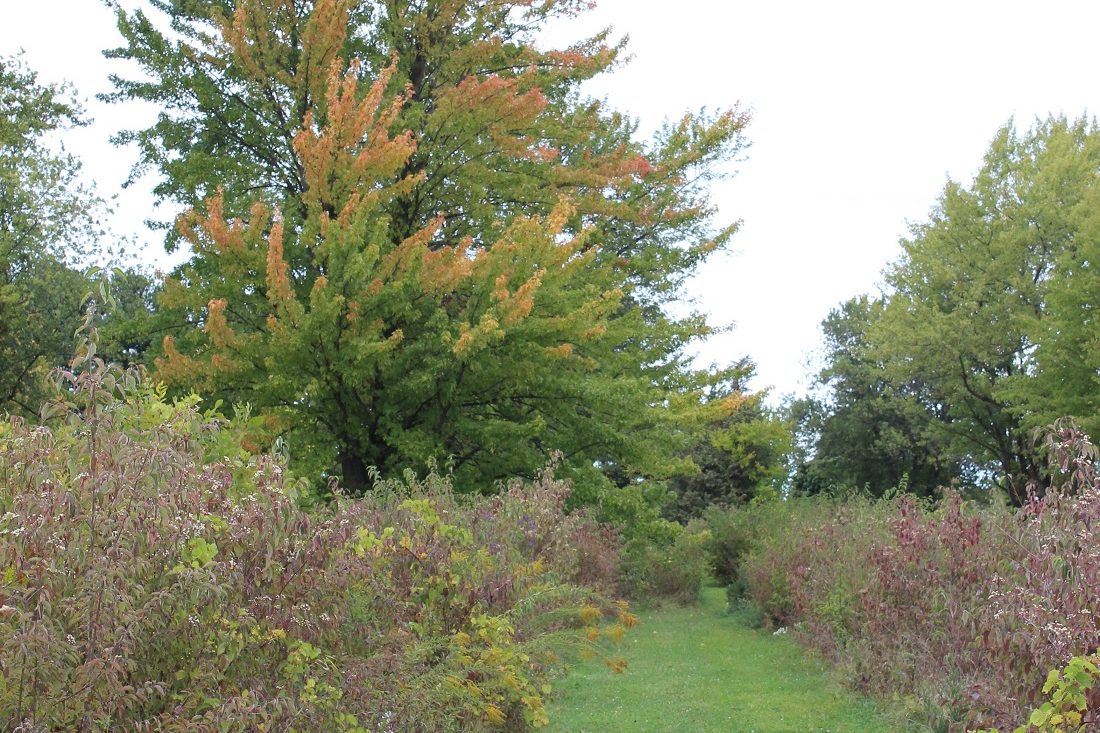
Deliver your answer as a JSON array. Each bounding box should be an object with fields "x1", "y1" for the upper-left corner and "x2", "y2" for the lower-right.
[
  {"x1": 204, "y1": 299, "x2": 235, "y2": 348},
  {"x1": 605, "y1": 656, "x2": 628, "y2": 674},
  {"x1": 616, "y1": 600, "x2": 640, "y2": 629},
  {"x1": 265, "y1": 216, "x2": 293, "y2": 307},
  {"x1": 433, "y1": 72, "x2": 549, "y2": 160},
  {"x1": 420, "y1": 242, "x2": 474, "y2": 293},
  {"x1": 294, "y1": 58, "x2": 416, "y2": 218},
  {"x1": 453, "y1": 315, "x2": 502, "y2": 358},
  {"x1": 377, "y1": 216, "x2": 444, "y2": 283},
  {"x1": 176, "y1": 191, "x2": 240, "y2": 254},
  {"x1": 154, "y1": 335, "x2": 196, "y2": 386},
  {"x1": 579, "y1": 324, "x2": 606, "y2": 340},
  {"x1": 545, "y1": 197, "x2": 576, "y2": 235},
  {"x1": 297, "y1": 0, "x2": 353, "y2": 99},
  {"x1": 482, "y1": 703, "x2": 506, "y2": 725},
  {"x1": 142, "y1": 0, "x2": 738, "y2": 506},
  {"x1": 578, "y1": 604, "x2": 602, "y2": 624},
  {"x1": 497, "y1": 271, "x2": 542, "y2": 328}
]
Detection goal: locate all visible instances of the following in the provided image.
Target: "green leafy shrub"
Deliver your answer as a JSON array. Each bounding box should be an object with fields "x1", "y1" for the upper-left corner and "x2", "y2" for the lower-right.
[
  {"x1": 702, "y1": 504, "x2": 754, "y2": 587},
  {"x1": 617, "y1": 524, "x2": 710, "y2": 605},
  {"x1": 971, "y1": 651, "x2": 1100, "y2": 733}
]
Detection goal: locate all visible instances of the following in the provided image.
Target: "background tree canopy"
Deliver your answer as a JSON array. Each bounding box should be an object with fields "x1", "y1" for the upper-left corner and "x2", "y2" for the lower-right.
[
  {"x1": 799, "y1": 117, "x2": 1100, "y2": 503},
  {"x1": 663, "y1": 360, "x2": 792, "y2": 520},
  {"x1": 790, "y1": 295, "x2": 961, "y2": 499},
  {"x1": 6, "y1": 3, "x2": 1097, "y2": 507},
  {"x1": 0, "y1": 54, "x2": 109, "y2": 415}
]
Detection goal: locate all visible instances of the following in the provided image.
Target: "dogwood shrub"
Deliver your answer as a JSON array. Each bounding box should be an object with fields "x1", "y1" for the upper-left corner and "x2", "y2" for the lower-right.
[{"x1": 0, "y1": 361, "x2": 629, "y2": 731}]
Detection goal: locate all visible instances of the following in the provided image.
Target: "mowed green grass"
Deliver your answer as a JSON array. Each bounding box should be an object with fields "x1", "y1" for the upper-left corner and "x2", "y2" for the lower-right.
[{"x1": 546, "y1": 587, "x2": 899, "y2": 733}]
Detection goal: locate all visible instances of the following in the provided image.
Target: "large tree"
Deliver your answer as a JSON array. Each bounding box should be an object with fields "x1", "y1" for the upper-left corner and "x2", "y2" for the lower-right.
[
  {"x1": 791, "y1": 296, "x2": 962, "y2": 498},
  {"x1": 104, "y1": 0, "x2": 751, "y2": 494},
  {"x1": 854, "y1": 118, "x2": 1100, "y2": 502},
  {"x1": 1008, "y1": 142, "x2": 1100, "y2": 441},
  {"x1": 0, "y1": 54, "x2": 106, "y2": 415}
]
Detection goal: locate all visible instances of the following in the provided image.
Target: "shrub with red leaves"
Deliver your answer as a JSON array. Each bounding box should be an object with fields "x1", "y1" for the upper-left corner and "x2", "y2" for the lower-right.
[
  {"x1": 0, "y1": 360, "x2": 627, "y2": 732},
  {"x1": 735, "y1": 420, "x2": 1100, "y2": 731}
]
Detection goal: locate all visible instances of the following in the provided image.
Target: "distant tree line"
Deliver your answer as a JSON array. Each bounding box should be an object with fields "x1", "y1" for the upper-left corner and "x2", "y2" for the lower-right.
[
  {"x1": 794, "y1": 118, "x2": 1100, "y2": 504},
  {"x1": 0, "y1": 0, "x2": 789, "y2": 513},
  {"x1": 16, "y1": 4, "x2": 1092, "y2": 513}
]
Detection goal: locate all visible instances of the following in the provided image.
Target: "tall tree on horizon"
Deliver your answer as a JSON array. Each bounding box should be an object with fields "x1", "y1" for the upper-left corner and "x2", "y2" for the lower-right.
[
  {"x1": 791, "y1": 296, "x2": 963, "y2": 498},
  {"x1": 875, "y1": 119, "x2": 1100, "y2": 502},
  {"x1": 103, "y1": 0, "x2": 754, "y2": 494},
  {"x1": 804, "y1": 118, "x2": 1100, "y2": 504}
]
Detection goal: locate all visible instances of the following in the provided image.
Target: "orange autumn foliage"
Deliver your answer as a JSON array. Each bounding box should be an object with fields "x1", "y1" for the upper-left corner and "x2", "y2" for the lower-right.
[{"x1": 117, "y1": 0, "x2": 753, "y2": 495}]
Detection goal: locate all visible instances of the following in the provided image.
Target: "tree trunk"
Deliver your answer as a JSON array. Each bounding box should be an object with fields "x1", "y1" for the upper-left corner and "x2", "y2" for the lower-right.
[{"x1": 340, "y1": 451, "x2": 369, "y2": 496}]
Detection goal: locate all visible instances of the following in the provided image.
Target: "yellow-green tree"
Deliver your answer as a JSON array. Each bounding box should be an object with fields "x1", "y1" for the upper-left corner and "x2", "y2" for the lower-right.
[
  {"x1": 106, "y1": 0, "x2": 751, "y2": 493},
  {"x1": 865, "y1": 118, "x2": 1100, "y2": 502}
]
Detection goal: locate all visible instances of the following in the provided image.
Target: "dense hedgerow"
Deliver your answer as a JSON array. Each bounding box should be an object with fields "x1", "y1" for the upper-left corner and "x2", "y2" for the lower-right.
[
  {"x1": 616, "y1": 522, "x2": 711, "y2": 605},
  {"x1": 0, "y1": 359, "x2": 633, "y2": 732},
  {"x1": 719, "y1": 421, "x2": 1100, "y2": 732}
]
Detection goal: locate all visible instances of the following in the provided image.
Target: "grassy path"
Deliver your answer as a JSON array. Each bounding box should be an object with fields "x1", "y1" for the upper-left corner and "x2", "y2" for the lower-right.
[{"x1": 546, "y1": 587, "x2": 899, "y2": 732}]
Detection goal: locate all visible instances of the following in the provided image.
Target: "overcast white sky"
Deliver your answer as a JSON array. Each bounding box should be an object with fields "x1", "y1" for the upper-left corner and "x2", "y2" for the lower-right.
[{"x1": 4, "y1": 1, "x2": 1100, "y2": 400}]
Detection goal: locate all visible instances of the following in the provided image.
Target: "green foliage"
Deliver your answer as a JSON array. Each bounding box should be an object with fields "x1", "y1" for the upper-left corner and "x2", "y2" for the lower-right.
[
  {"x1": 665, "y1": 368, "x2": 793, "y2": 520},
  {"x1": 802, "y1": 118, "x2": 1100, "y2": 504},
  {"x1": 871, "y1": 117, "x2": 1100, "y2": 502},
  {"x1": 102, "y1": 0, "x2": 754, "y2": 496},
  {"x1": 616, "y1": 523, "x2": 710, "y2": 605},
  {"x1": 1014, "y1": 172, "x2": 1100, "y2": 444},
  {"x1": 971, "y1": 652, "x2": 1100, "y2": 733},
  {"x1": 97, "y1": 267, "x2": 162, "y2": 368},
  {"x1": 792, "y1": 295, "x2": 963, "y2": 498},
  {"x1": 570, "y1": 477, "x2": 674, "y2": 544},
  {"x1": 700, "y1": 504, "x2": 754, "y2": 588},
  {"x1": 0, "y1": 54, "x2": 107, "y2": 415}
]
